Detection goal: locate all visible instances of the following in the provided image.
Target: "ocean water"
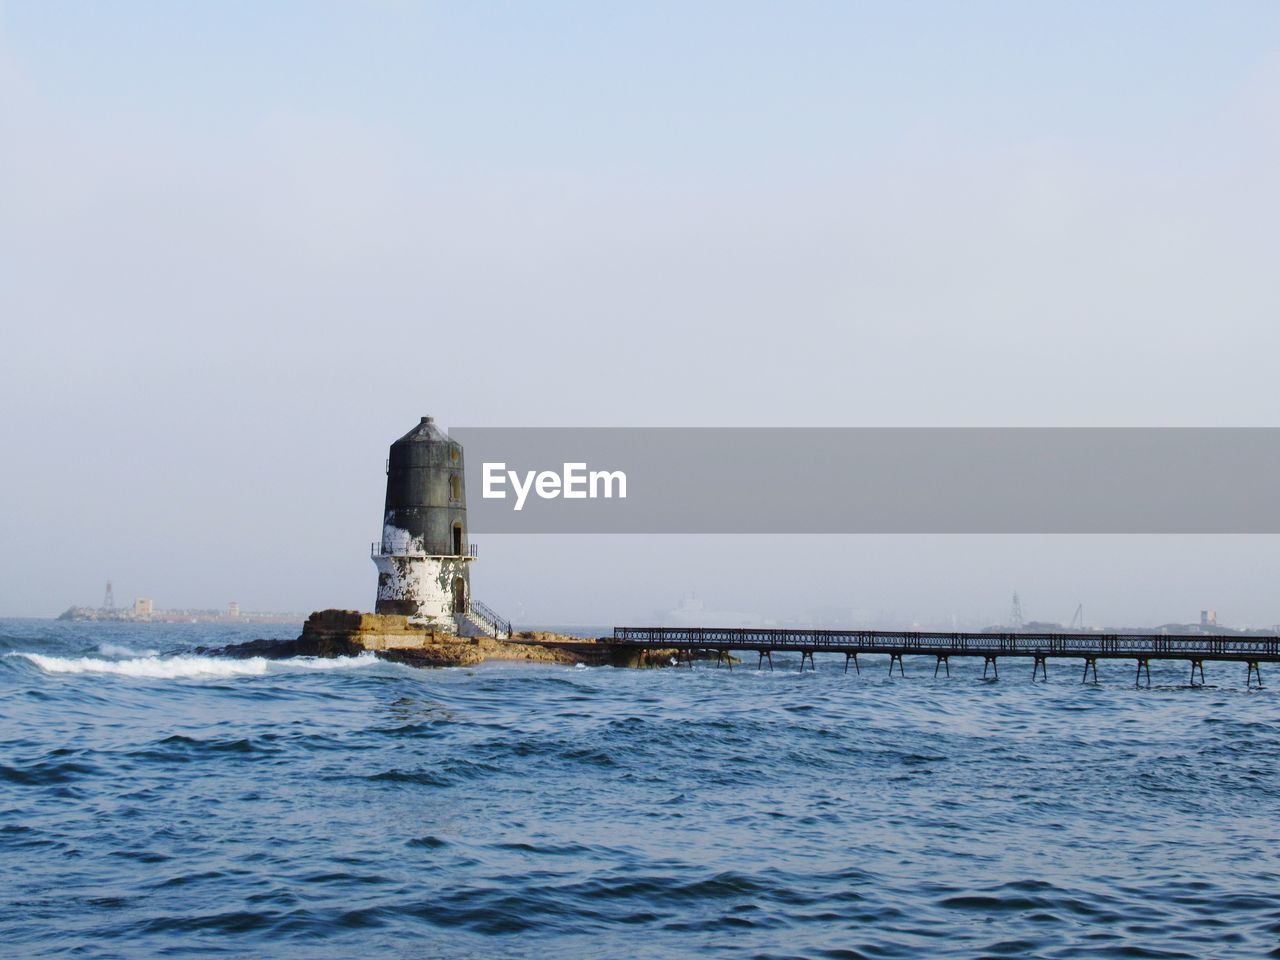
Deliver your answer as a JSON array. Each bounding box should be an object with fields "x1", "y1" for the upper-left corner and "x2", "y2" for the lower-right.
[{"x1": 2, "y1": 619, "x2": 1279, "y2": 959}]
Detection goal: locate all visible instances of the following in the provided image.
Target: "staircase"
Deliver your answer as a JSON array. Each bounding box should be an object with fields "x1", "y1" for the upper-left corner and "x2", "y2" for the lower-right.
[{"x1": 455, "y1": 599, "x2": 512, "y2": 640}]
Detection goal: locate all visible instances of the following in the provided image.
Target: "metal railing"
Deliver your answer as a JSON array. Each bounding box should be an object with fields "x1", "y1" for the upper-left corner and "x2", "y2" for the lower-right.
[
  {"x1": 611, "y1": 626, "x2": 1280, "y2": 661},
  {"x1": 467, "y1": 599, "x2": 512, "y2": 638},
  {"x1": 371, "y1": 542, "x2": 477, "y2": 559}
]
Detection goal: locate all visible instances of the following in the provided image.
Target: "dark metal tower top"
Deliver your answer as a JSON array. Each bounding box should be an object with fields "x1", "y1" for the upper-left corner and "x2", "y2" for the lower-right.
[{"x1": 380, "y1": 416, "x2": 468, "y2": 557}]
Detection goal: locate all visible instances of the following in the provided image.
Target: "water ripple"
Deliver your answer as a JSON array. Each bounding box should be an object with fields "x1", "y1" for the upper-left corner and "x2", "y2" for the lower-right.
[{"x1": 1, "y1": 621, "x2": 1278, "y2": 959}]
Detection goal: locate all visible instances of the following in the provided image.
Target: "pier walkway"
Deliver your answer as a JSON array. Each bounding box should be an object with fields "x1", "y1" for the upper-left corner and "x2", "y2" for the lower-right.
[{"x1": 610, "y1": 627, "x2": 1280, "y2": 686}]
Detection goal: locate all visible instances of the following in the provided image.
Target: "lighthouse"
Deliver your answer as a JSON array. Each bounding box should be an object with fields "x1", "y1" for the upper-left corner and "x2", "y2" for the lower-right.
[{"x1": 372, "y1": 416, "x2": 482, "y2": 631}]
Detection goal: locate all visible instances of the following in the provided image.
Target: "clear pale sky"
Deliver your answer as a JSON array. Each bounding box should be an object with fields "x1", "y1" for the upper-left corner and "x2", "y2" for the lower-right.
[{"x1": 2, "y1": 2, "x2": 1279, "y2": 627}]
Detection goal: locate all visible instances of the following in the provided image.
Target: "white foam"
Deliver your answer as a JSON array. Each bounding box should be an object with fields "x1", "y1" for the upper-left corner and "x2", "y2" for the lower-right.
[
  {"x1": 276, "y1": 653, "x2": 382, "y2": 671},
  {"x1": 14, "y1": 652, "x2": 271, "y2": 678},
  {"x1": 97, "y1": 642, "x2": 160, "y2": 658},
  {"x1": 11, "y1": 651, "x2": 385, "y2": 679}
]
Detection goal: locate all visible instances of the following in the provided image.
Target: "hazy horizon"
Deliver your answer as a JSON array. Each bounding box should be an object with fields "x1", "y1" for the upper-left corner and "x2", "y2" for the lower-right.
[{"x1": 4, "y1": 2, "x2": 1280, "y2": 626}]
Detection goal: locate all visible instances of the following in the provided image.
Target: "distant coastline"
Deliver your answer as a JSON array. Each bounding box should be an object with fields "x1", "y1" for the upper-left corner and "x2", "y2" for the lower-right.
[{"x1": 56, "y1": 605, "x2": 304, "y2": 625}]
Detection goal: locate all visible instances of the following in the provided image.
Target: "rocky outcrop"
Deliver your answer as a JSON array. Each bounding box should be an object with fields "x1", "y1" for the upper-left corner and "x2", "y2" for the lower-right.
[
  {"x1": 298, "y1": 609, "x2": 440, "y2": 653},
  {"x1": 379, "y1": 634, "x2": 579, "y2": 668},
  {"x1": 193, "y1": 634, "x2": 361, "y2": 659},
  {"x1": 201, "y1": 610, "x2": 693, "y2": 669}
]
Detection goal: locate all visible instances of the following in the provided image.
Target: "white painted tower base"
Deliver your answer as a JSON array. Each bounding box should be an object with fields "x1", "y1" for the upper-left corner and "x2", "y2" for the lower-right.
[{"x1": 373, "y1": 548, "x2": 475, "y2": 627}]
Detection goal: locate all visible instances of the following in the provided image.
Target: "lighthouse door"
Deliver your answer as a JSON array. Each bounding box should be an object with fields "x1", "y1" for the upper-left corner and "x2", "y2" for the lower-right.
[{"x1": 452, "y1": 577, "x2": 466, "y2": 613}]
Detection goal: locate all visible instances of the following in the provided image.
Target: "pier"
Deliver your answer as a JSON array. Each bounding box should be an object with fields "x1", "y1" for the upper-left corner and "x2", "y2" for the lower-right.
[{"x1": 611, "y1": 627, "x2": 1280, "y2": 687}]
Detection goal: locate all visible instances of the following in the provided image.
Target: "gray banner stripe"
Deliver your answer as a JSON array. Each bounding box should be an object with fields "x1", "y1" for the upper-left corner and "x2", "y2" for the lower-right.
[{"x1": 450, "y1": 428, "x2": 1280, "y2": 534}]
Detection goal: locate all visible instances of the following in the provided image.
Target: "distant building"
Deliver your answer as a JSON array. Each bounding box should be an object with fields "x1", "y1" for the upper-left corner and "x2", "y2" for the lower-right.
[
  {"x1": 227, "y1": 601, "x2": 241, "y2": 618},
  {"x1": 1201, "y1": 609, "x2": 1217, "y2": 627},
  {"x1": 132, "y1": 598, "x2": 154, "y2": 618}
]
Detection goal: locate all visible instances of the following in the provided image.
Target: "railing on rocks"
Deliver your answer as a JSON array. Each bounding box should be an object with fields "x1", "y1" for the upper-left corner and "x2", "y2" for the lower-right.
[{"x1": 468, "y1": 599, "x2": 512, "y2": 639}]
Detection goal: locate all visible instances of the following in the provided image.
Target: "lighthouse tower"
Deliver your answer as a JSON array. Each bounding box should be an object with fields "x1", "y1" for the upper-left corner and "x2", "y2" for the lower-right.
[{"x1": 372, "y1": 417, "x2": 475, "y2": 627}]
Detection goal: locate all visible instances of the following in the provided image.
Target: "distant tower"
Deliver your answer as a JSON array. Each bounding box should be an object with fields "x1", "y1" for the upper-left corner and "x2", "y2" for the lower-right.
[
  {"x1": 103, "y1": 580, "x2": 115, "y2": 611},
  {"x1": 372, "y1": 417, "x2": 474, "y2": 626},
  {"x1": 1010, "y1": 592, "x2": 1025, "y2": 630}
]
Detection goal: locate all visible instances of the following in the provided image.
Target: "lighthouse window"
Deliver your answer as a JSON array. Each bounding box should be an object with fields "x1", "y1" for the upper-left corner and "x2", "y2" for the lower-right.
[
  {"x1": 452, "y1": 523, "x2": 463, "y2": 555},
  {"x1": 449, "y1": 475, "x2": 461, "y2": 501},
  {"x1": 450, "y1": 445, "x2": 460, "y2": 463}
]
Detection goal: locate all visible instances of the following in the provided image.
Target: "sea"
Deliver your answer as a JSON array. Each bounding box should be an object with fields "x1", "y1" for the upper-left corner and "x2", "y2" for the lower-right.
[{"x1": 2, "y1": 618, "x2": 1278, "y2": 959}]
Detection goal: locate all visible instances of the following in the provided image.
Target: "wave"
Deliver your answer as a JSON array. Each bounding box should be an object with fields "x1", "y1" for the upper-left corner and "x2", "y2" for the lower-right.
[
  {"x1": 13, "y1": 652, "x2": 272, "y2": 678},
  {"x1": 282, "y1": 653, "x2": 382, "y2": 671},
  {"x1": 9, "y1": 652, "x2": 381, "y2": 679},
  {"x1": 97, "y1": 642, "x2": 161, "y2": 658}
]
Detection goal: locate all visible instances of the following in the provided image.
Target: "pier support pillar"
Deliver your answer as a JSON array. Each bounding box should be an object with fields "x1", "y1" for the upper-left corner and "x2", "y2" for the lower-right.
[
  {"x1": 888, "y1": 652, "x2": 905, "y2": 677},
  {"x1": 982, "y1": 656, "x2": 999, "y2": 680},
  {"x1": 934, "y1": 655, "x2": 950, "y2": 678},
  {"x1": 799, "y1": 650, "x2": 815, "y2": 672},
  {"x1": 715, "y1": 649, "x2": 732, "y2": 670},
  {"x1": 1189, "y1": 659, "x2": 1205, "y2": 687},
  {"x1": 1032, "y1": 655, "x2": 1048, "y2": 682},
  {"x1": 844, "y1": 652, "x2": 860, "y2": 675},
  {"x1": 757, "y1": 650, "x2": 773, "y2": 672},
  {"x1": 1081, "y1": 658, "x2": 1099, "y2": 684},
  {"x1": 1135, "y1": 658, "x2": 1151, "y2": 688},
  {"x1": 1247, "y1": 661, "x2": 1263, "y2": 688}
]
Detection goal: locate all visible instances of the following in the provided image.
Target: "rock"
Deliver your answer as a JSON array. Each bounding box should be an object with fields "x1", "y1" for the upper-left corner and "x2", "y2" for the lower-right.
[
  {"x1": 197, "y1": 609, "x2": 701, "y2": 670},
  {"x1": 193, "y1": 636, "x2": 321, "y2": 659}
]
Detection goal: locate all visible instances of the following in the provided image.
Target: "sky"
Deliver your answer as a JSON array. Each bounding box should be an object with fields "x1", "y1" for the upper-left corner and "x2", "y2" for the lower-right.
[{"x1": 2, "y1": 2, "x2": 1280, "y2": 627}]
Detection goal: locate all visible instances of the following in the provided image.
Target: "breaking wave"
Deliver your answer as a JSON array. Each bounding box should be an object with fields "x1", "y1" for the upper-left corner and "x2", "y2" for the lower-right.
[
  {"x1": 96, "y1": 642, "x2": 160, "y2": 658},
  {"x1": 13, "y1": 652, "x2": 272, "y2": 678},
  {"x1": 281, "y1": 653, "x2": 384, "y2": 671},
  {"x1": 10, "y1": 652, "x2": 380, "y2": 679}
]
